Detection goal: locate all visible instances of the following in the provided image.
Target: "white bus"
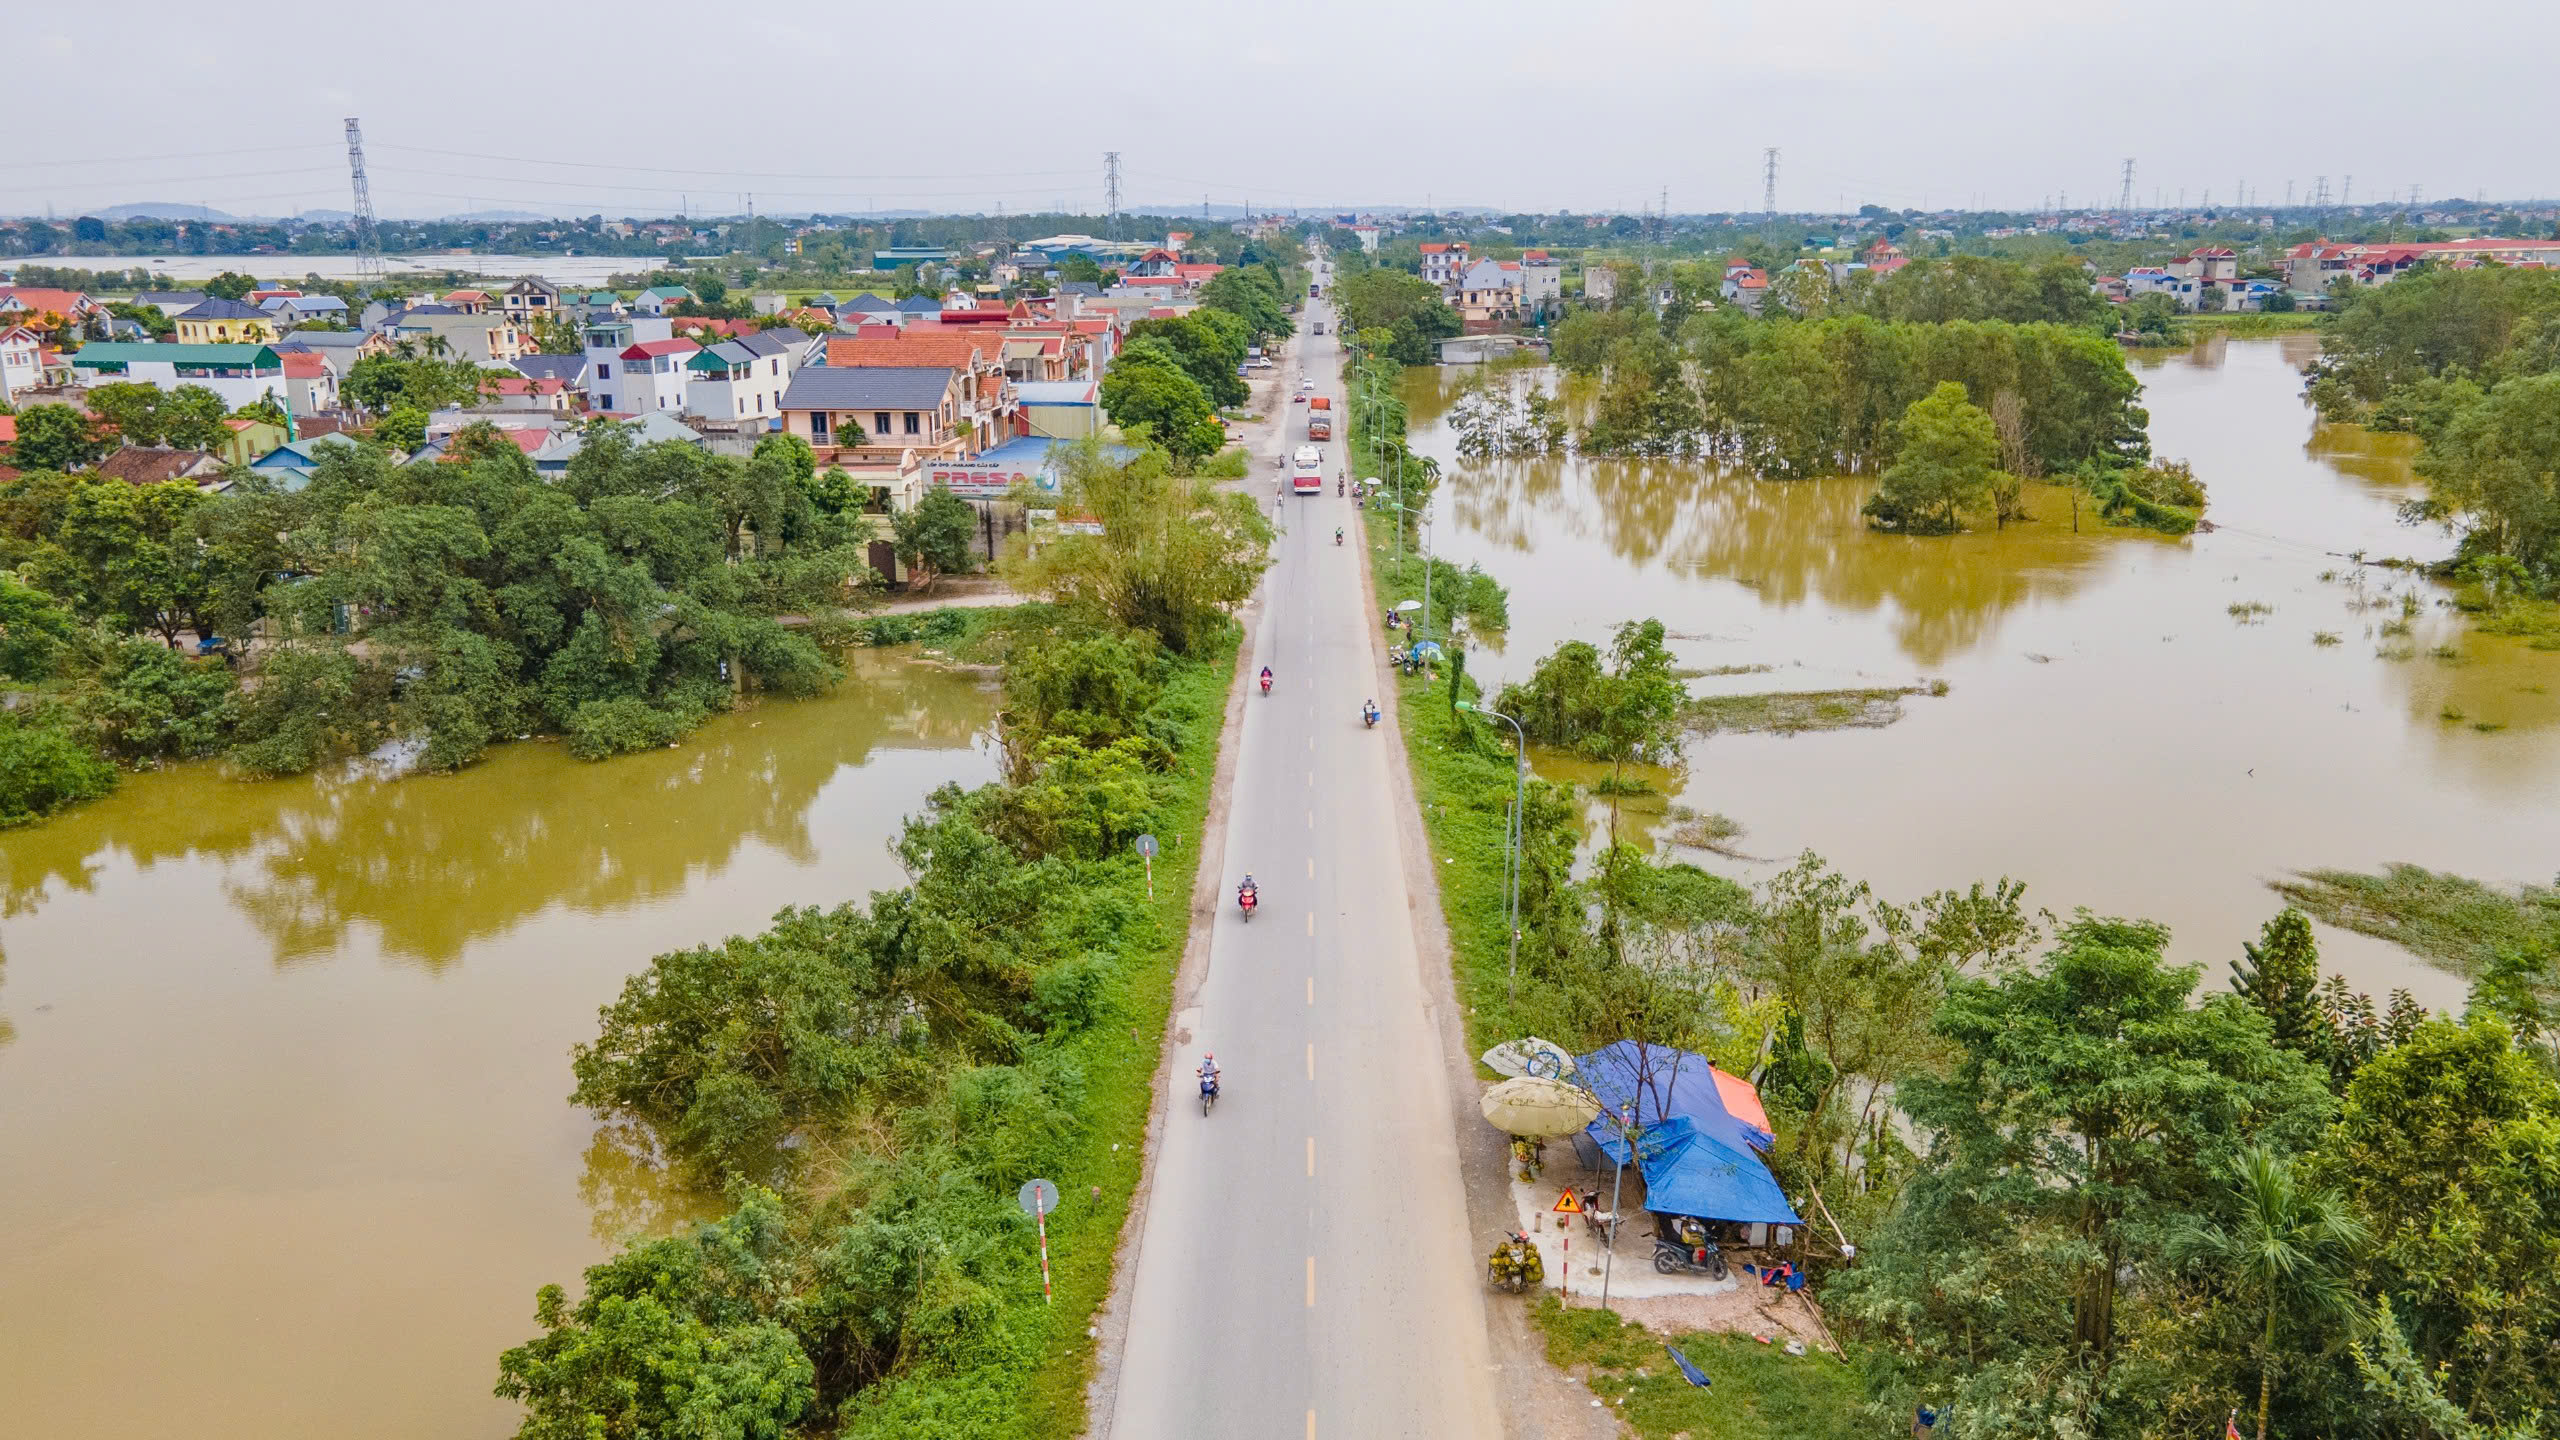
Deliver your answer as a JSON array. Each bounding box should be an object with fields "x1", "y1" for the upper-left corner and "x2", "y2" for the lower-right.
[{"x1": 1290, "y1": 445, "x2": 1324, "y2": 495}]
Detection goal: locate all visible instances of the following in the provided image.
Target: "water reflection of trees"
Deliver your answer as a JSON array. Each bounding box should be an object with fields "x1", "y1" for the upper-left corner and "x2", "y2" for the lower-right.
[
  {"x1": 1441, "y1": 454, "x2": 2123, "y2": 668},
  {"x1": 0, "y1": 655, "x2": 997, "y2": 970},
  {"x1": 1414, "y1": 365, "x2": 2125, "y2": 667}
]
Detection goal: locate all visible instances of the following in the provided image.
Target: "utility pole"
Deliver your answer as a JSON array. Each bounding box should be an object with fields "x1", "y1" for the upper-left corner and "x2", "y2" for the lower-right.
[
  {"x1": 1103, "y1": 151, "x2": 1122, "y2": 238},
  {"x1": 343, "y1": 116, "x2": 382, "y2": 280},
  {"x1": 2285, "y1": 179, "x2": 2294, "y2": 208},
  {"x1": 1762, "y1": 147, "x2": 1778, "y2": 218},
  {"x1": 2119, "y1": 158, "x2": 2135, "y2": 213}
]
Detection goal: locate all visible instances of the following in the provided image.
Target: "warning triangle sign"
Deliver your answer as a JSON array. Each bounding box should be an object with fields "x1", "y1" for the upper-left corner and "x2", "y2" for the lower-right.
[{"x1": 1552, "y1": 1188, "x2": 1584, "y2": 1214}]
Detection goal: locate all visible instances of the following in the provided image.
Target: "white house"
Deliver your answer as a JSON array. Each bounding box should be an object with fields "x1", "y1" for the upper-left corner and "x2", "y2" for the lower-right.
[
  {"x1": 615, "y1": 337, "x2": 700, "y2": 413},
  {"x1": 1520, "y1": 250, "x2": 1563, "y2": 310},
  {"x1": 0, "y1": 325, "x2": 42, "y2": 405},
  {"x1": 1419, "y1": 241, "x2": 1471, "y2": 292},
  {"x1": 66, "y1": 342, "x2": 288, "y2": 411},
  {"x1": 683, "y1": 340, "x2": 788, "y2": 425},
  {"x1": 582, "y1": 314, "x2": 674, "y2": 413},
  {"x1": 262, "y1": 294, "x2": 351, "y2": 329}
]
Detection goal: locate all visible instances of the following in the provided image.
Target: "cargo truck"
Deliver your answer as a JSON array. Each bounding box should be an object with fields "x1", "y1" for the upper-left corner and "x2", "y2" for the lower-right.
[{"x1": 1306, "y1": 395, "x2": 1332, "y2": 440}]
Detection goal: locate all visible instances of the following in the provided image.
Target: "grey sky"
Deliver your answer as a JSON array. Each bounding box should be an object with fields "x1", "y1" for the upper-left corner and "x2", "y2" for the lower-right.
[{"x1": 11, "y1": 0, "x2": 2555, "y2": 220}]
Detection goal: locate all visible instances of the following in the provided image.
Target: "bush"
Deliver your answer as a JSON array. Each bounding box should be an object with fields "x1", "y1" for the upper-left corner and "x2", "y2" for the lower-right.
[
  {"x1": 0, "y1": 577, "x2": 79, "y2": 682},
  {"x1": 563, "y1": 696, "x2": 702, "y2": 760},
  {"x1": 0, "y1": 706, "x2": 116, "y2": 826},
  {"x1": 229, "y1": 646, "x2": 395, "y2": 776},
  {"x1": 81, "y1": 638, "x2": 240, "y2": 761}
]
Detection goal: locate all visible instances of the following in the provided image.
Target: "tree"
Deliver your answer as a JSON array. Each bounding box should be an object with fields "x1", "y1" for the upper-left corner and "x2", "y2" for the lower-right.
[
  {"x1": 203, "y1": 271, "x2": 257, "y2": 301},
  {"x1": 2176, "y1": 1146, "x2": 2366, "y2": 1440},
  {"x1": 1056, "y1": 254, "x2": 1103, "y2": 287},
  {"x1": 1097, "y1": 342, "x2": 1224, "y2": 464},
  {"x1": 1863, "y1": 381, "x2": 2001, "y2": 534},
  {"x1": 2232, "y1": 908, "x2": 2326, "y2": 1059},
  {"x1": 0, "y1": 708, "x2": 115, "y2": 827},
  {"x1": 891, "y1": 485, "x2": 977, "y2": 593},
  {"x1": 377, "y1": 405, "x2": 428, "y2": 453},
  {"x1": 496, "y1": 1193, "x2": 815, "y2": 1439},
  {"x1": 1003, "y1": 439, "x2": 1271, "y2": 653},
  {"x1": 1197, "y1": 265, "x2": 1288, "y2": 342},
  {"x1": 85, "y1": 381, "x2": 172, "y2": 446},
  {"x1": 2323, "y1": 1017, "x2": 2560, "y2": 1424},
  {"x1": 1580, "y1": 335, "x2": 1703, "y2": 456},
  {"x1": 0, "y1": 576, "x2": 78, "y2": 680},
  {"x1": 1832, "y1": 917, "x2": 2334, "y2": 1436},
  {"x1": 1127, "y1": 311, "x2": 1249, "y2": 408},
  {"x1": 2414, "y1": 372, "x2": 2560, "y2": 573},
  {"x1": 157, "y1": 385, "x2": 232, "y2": 452},
  {"x1": 9, "y1": 404, "x2": 107, "y2": 472}
]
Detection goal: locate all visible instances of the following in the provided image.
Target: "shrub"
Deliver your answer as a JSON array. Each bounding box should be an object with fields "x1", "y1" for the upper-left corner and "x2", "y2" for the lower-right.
[
  {"x1": 81, "y1": 638, "x2": 240, "y2": 761},
  {"x1": 563, "y1": 696, "x2": 701, "y2": 760},
  {"x1": 0, "y1": 706, "x2": 116, "y2": 826}
]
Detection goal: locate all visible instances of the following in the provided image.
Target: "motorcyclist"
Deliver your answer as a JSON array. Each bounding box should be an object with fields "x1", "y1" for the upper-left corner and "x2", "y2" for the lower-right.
[
  {"x1": 1259, "y1": 665, "x2": 1273, "y2": 694},
  {"x1": 1198, "y1": 1053, "x2": 1220, "y2": 1092},
  {"x1": 1362, "y1": 698, "x2": 1380, "y2": 727},
  {"x1": 1337, "y1": 477, "x2": 1344, "y2": 496},
  {"x1": 1334, "y1": 526, "x2": 1344, "y2": 545},
  {"x1": 1237, "y1": 874, "x2": 1258, "y2": 913}
]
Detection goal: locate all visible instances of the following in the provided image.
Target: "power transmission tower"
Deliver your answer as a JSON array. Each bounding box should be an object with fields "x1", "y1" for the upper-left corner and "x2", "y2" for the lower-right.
[
  {"x1": 2119, "y1": 158, "x2": 2135, "y2": 212},
  {"x1": 2285, "y1": 179, "x2": 2294, "y2": 208},
  {"x1": 344, "y1": 117, "x2": 382, "y2": 280},
  {"x1": 1103, "y1": 152, "x2": 1122, "y2": 236},
  {"x1": 2342, "y1": 175, "x2": 2353, "y2": 208},
  {"x1": 2313, "y1": 176, "x2": 2328, "y2": 207},
  {"x1": 1762, "y1": 148, "x2": 1778, "y2": 218}
]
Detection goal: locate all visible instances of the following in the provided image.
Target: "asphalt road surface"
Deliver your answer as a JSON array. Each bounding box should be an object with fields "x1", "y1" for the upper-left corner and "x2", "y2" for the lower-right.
[{"x1": 1109, "y1": 275, "x2": 1502, "y2": 1439}]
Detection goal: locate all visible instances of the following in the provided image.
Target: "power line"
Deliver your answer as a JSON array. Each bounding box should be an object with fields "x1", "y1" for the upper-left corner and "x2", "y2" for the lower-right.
[
  {"x1": 371, "y1": 143, "x2": 1083, "y2": 185},
  {"x1": 0, "y1": 144, "x2": 336, "y2": 173}
]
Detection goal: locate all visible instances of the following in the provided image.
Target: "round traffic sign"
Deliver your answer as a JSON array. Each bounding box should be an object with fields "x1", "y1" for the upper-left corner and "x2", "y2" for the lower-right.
[
  {"x1": 1017, "y1": 1178, "x2": 1059, "y2": 1217},
  {"x1": 1133, "y1": 834, "x2": 1159, "y2": 860}
]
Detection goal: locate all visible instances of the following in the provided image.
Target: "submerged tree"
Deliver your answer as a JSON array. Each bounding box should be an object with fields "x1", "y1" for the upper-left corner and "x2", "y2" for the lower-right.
[{"x1": 1862, "y1": 382, "x2": 2002, "y2": 534}]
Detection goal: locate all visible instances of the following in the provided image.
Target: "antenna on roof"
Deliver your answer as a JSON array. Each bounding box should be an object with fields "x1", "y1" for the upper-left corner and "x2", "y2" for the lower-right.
[{"x1": 344, "y1": 117, "x2": 383, "y2": 281}]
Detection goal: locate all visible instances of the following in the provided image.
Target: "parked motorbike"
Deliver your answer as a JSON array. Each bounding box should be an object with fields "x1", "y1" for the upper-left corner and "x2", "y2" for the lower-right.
[
  {"x1": 1487, "y1": 1231, "x2": 1546, "y2": 1294},
  {"x1": 1652, "y1": 1215, "x2": 1729, "y2": 1279}
]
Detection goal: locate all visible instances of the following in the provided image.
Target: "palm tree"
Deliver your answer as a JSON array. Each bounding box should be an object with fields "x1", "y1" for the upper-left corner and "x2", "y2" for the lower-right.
[{"x1": 2183, "y1": 1146, "x2": 2367, "y2": 1440}]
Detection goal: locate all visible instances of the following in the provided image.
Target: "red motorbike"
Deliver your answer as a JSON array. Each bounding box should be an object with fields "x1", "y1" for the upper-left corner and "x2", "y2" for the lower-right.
[{"x1": 1238, "y1": 885, "x2": 1258, "y2": 922}]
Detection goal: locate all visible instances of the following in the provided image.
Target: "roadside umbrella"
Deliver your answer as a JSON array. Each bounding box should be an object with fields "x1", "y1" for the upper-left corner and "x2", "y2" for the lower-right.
[
  {"x1": 1481, "y1": 1036, "x2": 1576, "y2": 1080},
  {"x1": 1409, "y1": 640, "x2": 1445, "y2": 660},
  {"x1": 1395, "y1": 599, "x2": 1423, "y2": 612},
  {"x1": 1480, "y1": 1075, "x2": 1602, "y2": 1139}
]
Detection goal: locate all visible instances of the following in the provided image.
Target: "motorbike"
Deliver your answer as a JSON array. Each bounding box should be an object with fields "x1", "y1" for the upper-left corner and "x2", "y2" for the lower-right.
[
  {"x1": 1362, "y1": 703, "x2": 1380, "y2": 729},
  {"x1": 1334, "y1": 528, "x2": 1343, "y2": 546},
  {"x1": 1487, "y1": 1230, "x2": 1545, "y2": 1294},
  {"x1": 1238, "y1": 886, "x2": 1258, "y2": 922},
  {"x1": 1199, "y1": 1071, "x2": 1219, "y2": 1116},
  {"x1": 1259, "y1": 673, "x2": 1273, "y2": 696},
  {"x1": 1337, "y1": 478, "x2": 1345, "y2": 496},
  {"x1": 1652, "y1": 1216, "x2": 1729, "y2": 1279}
]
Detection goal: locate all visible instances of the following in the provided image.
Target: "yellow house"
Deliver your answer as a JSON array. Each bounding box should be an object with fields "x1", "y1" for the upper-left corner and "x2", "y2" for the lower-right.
[
  {"x1": 215, "y1": 415, "x2": 288, "y2": 467},
  {"x1": 172, "y1": 298, "x2": 279, "y2": 345}
]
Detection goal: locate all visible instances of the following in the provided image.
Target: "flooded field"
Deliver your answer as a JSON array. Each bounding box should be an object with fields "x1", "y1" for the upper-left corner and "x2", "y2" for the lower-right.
[
  {"x1": 0, "y1": 651, "x2": 1000, "y2": 1439},
  {"x1": 1403, "y1": 337, "x2": 2560, "y2": 1008}
]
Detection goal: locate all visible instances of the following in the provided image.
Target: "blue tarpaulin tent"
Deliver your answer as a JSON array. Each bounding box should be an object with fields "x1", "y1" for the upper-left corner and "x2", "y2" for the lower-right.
[{"x1": 1578, "y1": 1041, "x2": 1802, "y2": 1227}]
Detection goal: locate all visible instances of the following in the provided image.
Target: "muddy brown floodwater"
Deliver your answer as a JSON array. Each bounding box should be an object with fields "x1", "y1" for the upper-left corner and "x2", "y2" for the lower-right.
[
  {"x1": 1403, "y1": 336, "x2": 2560, "y2": 1009},
  {"x1": 0, "y1": 650, "x2": 1000, "y2": 1439}
]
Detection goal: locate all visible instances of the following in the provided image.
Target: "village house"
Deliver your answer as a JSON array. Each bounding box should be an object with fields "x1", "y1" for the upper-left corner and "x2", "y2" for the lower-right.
[
  {"x1": 386, "y1": 307, "x2": 527, "y2": 363},
  {"x1": 132, "y1": 290, "x2": 207, "y2": 318},
  {"x1": 262, "y1": 294, "x2": 349, "y2": 329},
  {"x1": 173, "y1": 297, "x2": 278, "y2": 344},
  {"x1": 500, "y1": 278, "x2": 562, "y2": 325},
  {"x1": 778, "y1": 365, "x2": 967, "y2": 461},
  {"x1": 614, "y1": 337, "x2": 700, "y2": 414},
  {"x1": 441, "y1": 289, "x2": 493, "y2": 315},
  {"x1": 68, "y1": 342, "x2": 289, "y2": 411},
  {"x1": 1582, "y1": 266, "x2": 1617, "y2": 304},
  {"x1": 272, "y1": 328, "x2": 391, "y2": 379},
  {"x1": 216, "y1": 416, "x2": 288, "y2": 467},
  {"x1": 683, "y1": 339, "x2": 791, "y2": 425},
  {"x1": 0, "y1": 286, "x2": 108, "y2": 335},
  {"x1": 631, "y1": 285, "x2": 694, "y2": 316},
  {"x1": 480, "y1": 375, "x2": 575, "y2": 413},
  {"x1": 0, "y1": 325, "x2": 41, "y2": 405},
  {"x1": 510, "y1": 352, "x2": 588, "y2": 392},
  {"x1": 96, "y1": 446, "x2": 223, "y2": 487},
  {"x1": 1455, "y1": 259, "x2": 1524, "y2": 330},
  {"x1": 278, "y1": 350, "x2": 340, "y2": 417},
  {"x1": 1520, "y1": 251, "x2": 1563, "y2": 312},
  {"x1": 1419, "y1": 241, "x2": 1471, "y2": 293},
  {"x1": 1719, "y1": 257, "x2": 1771, "y2": 314},
  {"x1": 822, "y1": 332, "x2": 1015, "y2": 453}
]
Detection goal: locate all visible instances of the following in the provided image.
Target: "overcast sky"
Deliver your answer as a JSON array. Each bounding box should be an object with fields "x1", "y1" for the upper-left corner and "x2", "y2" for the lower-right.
[{"x1": 10, "y1": 0, "x2": 2555, "y2": 222}]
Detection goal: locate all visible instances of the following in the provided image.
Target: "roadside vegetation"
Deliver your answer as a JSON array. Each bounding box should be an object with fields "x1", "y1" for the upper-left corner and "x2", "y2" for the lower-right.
[
  {"x1": 1095, "y1": 252, "x2": 1303, "y2": 466},
  {"x1": 495, "y1": 437, "x2": 1267, "y2": 1438}
]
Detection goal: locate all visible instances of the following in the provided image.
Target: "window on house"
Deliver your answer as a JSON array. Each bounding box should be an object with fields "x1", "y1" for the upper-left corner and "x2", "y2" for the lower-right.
[
  {"x1": 875, "y1": 412, "x2": 890, "y2": 435},
  {"x1": 904, "y1": 412, "x2": 920, "y2": 434},
  {"x1": 812, "y1": 412, "x2": 830, "y2": 440},
  {"x1": 595, "y1": 363, "x2": 609, "y2": 379}
]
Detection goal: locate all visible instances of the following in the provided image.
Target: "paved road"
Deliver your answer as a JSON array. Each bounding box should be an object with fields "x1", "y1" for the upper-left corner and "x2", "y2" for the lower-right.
[{"x1": 1110, "y1": 271, "x2": 1501, "y2": 1438}]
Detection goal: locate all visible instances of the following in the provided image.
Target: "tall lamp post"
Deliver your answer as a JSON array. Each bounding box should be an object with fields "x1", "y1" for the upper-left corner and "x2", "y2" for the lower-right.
[{"x1": 1455, "y1": 700, "x2": 1527, "y2": 1002}]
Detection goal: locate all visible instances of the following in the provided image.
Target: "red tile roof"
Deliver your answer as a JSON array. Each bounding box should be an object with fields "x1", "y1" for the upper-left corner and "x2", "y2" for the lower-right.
[
  {"x1": 0, "y1": 287, "x2": 94, "y2": 317},
  {"x1": 825, "y1": 335, "x2": 994, "y2": 370},
  {"x1": 620, "y1": 338, "x2": 700, "y2": 359},
  {"x1": 0, "y1": 415, "x2": 15, "y2": 444},
  {"x1": 280, "y1": 352, "x2": 329, "y2": 378}
]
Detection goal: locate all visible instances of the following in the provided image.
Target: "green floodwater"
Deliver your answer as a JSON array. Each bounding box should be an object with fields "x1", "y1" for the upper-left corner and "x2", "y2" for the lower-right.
[
  {"x1": 0, "y1": 649, "x2": 1000, "y2": 1439},
  {"x1": 1402, "y1": 335, "x2": 2560, "y2": 1011}
]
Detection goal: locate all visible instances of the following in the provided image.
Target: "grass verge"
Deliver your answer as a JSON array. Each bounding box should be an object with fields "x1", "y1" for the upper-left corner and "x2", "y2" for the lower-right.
[
  {"x1": 1531, "y1": 1297, "x2": 1868, "y2": 1440},
  {"x1": 1014, "y1": 623, "x2": 1239, "y2": 1435}
]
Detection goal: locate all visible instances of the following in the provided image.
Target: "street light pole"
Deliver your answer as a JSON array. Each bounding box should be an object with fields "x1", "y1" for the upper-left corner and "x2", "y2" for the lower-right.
[
  {"x1": 1456, "y1": 701, "x2": 1528, "y2": 1002},
  {"x1": 1598, "y1": 1101, "x2": 1634, "y2": 1311}
]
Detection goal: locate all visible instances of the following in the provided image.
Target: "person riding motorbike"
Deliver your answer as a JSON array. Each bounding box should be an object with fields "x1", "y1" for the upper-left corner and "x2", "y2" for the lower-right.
[
  {"x1": 1337, "y1": 477, "x2": 1344, "y2": 496},
  {"x1": 1198, "y1": 1053, "x2": 1220, "y2": 1094},
  {"x1": 1259, "y1": 665, "x2": 1273, "y2": 695},
  {"x1": 1334, "y1": 527, "x2": 1343, "y2": 545},
  {"x1": 1362, "y1": 698, "x2": 1380, "y2": 728},
  {"x1": 1237, "y1": 874, "x2": 1258, "y2": 920}
]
